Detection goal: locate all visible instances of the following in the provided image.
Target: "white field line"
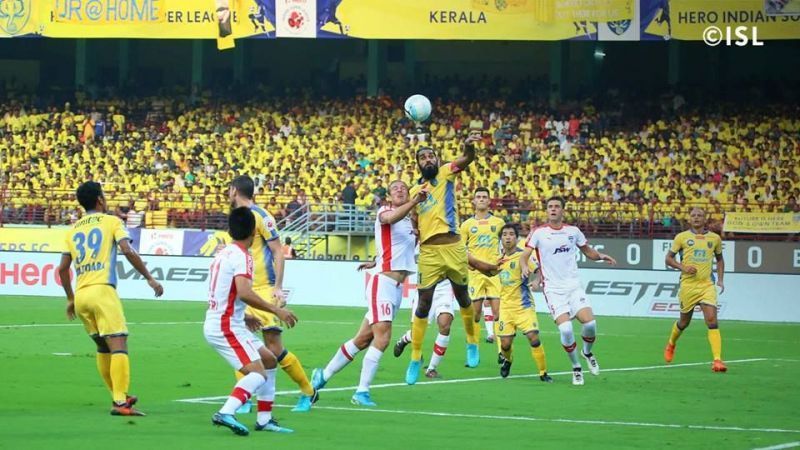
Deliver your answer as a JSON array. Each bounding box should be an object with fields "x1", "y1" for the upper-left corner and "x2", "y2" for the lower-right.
[
  {"x1": 175, "y1": 358, "x2": 768, "y2": 404},
  {"x1": 264, "y1": 403, "x2": 800, "y2": 435},
  {"x1": 752, "y1": 442, "x2": 800, "y2": 450},
  {"x1": 0, "y1": 319, "x2": 357, "y2": 329}
]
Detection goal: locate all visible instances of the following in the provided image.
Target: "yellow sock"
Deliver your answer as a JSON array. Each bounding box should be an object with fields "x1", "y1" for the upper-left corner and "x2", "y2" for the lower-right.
[
  {"x1": 96, "y1": 352, "x2": 112, "y2": 392},
  {"x1": 494, "y1": 322, "x2": 503, "y2": 355},
  {"x1": 279, "y1": 351, "x2": 314, "y2": 396},
  {"x1": 411, "y1": 315, "x2": 429, "y2": 360},
  {"x1": 473, "y1": 320, "x2": 482, "y2": 343},
  {"x1": 668, "y1": 322, "x2": 684, "y2": 345},
  {"x1": 461, "y1": 307, "x2": 478, "y2": 345},
  {"x1": 708, "y1": 328, "x2": 722, "y2": 360},
  {"x1": 532, "y1": 345, "x2": 547, "y2": 375},
  {"x1": 234, "y1": 370, "x2": 245, "y2": 381},
  {"x1": 110, "y1": 352, "x2": 130, "y2": 404},
  {"x1": 501, "y1": 345, "x2": 513, "y2": 363}
]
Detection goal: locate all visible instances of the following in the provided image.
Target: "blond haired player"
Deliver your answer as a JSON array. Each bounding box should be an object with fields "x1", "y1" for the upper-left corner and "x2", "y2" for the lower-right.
[
  {"x1": 663, "y1": 207, "x2": 727, "y2": 372},
  {"x1": 229, "y1": 175, "x2": 317, "y2": 412},
  {"x1": 58, "y1": 181, "x2": 164, "y2": 416},
  {"x1": 405, "y1": 130, "x2": 483, "y2": 384},
  {"x1": 312, "y1": 180, "x2": 427, "y2": 406},
  {"x1": 460, "y1": 187, "x2": 505, "y2": 351}
]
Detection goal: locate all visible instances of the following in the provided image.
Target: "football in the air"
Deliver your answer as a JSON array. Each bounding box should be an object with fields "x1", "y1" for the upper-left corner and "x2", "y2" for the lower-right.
[{"x1": 404, "y1": 94, "x2": 432, "y2": 122}]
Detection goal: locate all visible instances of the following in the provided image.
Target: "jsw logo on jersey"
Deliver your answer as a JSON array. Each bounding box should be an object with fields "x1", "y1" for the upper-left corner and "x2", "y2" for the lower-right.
[{"x1": 553, "y1": 245, "x2": 571, "y2": 255}]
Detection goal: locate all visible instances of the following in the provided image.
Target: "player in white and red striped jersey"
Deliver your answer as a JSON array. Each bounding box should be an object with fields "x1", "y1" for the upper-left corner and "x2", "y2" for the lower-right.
[
  {"x1": 204, "y1": 207, "x2": 298, "y2": 436},
  {"x1": 311, "y1": 180, "x2": 427, "y2": 407},
  {"x1": 393, "y1": 279, "x2": 455, "y2": 379},
  {"x1": 520, "y1": 196, "x2": 617, "y2": 386}
]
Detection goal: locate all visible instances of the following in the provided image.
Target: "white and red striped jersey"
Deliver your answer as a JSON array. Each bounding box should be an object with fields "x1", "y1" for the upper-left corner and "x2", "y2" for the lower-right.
[
  {"x1": 204, "y1": 242, "x2": 254, "y2": 329},
  {"x1": 525, "y1": 224, "x2": 587, "y2": 290},
  {"x1": 374, "y1": 205, "x2": 416, "y2": 273}
]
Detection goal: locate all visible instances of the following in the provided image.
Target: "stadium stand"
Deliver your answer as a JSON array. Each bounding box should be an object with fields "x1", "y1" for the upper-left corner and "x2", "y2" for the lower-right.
[{"x1": 1, "y1": 83, "x2": 798, "y2": 238}]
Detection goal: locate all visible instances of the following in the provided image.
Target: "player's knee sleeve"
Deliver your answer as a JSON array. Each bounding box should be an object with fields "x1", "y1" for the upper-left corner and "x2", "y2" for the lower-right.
[
  {"x1": 93, "y1": 336, "x2": 110, "y2": 353},
  {"x1": 558, "y1": 321, "x2": 575, "y2": 346},
  {"x1": 582, "y1": 320, "x2": 596, "y2": 337}
]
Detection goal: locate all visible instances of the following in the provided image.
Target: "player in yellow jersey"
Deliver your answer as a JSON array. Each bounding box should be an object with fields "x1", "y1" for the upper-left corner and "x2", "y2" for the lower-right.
[
  {"x1": 405, "y1": 130, "x2": 483, "y2": 384},
  {"x1": 664, "y1": 207, "x2": 727, "y2": 372},
  {"x1": 228, "y1": 175, "x2": 318, "y2": 412},
  {"x1": 495, "y1": 224, "x2": 552, "y2": 382},
  {"x1": 57, "y1": 181, "x2": 164, "y2": 416},
  {"x1": 460, "y1": 187, "x2": 505, "y2": 353}
]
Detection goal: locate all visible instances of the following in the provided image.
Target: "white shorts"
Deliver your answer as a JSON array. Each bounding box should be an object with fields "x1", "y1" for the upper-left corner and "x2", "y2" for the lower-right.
[
  {"x1": 542, "y1": 285, "x2": 591, "y2": 321},
  {"x1": 411, "y1": 279, "x2": 455, "y2": 323},
  {"x1": 204, "y1": 323, "x2": 264, "y2": 370},
  {"x1": 365, "y1": 273, "x2": 404, "y2": 325}
]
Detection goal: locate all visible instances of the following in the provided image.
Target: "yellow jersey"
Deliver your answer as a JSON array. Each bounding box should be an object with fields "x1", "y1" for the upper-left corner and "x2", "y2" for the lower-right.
[
  {"x1": 460, "y1": 214, "x2": 505, "y2": 265},
  {"x1": 410, "y1": 163, "x2": 462, "y2": 243},
  {"x1": 498, "y1": 249, "x2": 533, "y2": 310},
  {"x1": 250, "y1": 204, "x2": 280, "y2": 288},
  {"x1": 63, "y1": 213, "x2": 130, "y2": 290},
  {"x1": 669, "y1": 230, "x2": 722, "y2": 287}
]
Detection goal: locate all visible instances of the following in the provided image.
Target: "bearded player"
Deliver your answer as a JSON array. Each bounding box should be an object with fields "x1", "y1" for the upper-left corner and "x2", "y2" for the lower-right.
[{"x1": 405, "y1": 130, "x2": 483, "y2": 384}]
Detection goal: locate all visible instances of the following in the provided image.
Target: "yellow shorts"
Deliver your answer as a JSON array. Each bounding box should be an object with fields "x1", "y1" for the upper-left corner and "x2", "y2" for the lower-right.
[
  {"x1": 468, "y1": 271, "x2": 501, "y2": 300},
  {"x1": 246, "y1": 285, "x2": 283, "y2": 332},
  {"x1": 418, "y1": 241, "x2": 468, "y2": 290},
  {"x1": 678, "y1": 283, "x2": 718, "y2": 314},
  {"x1": 74, "y1": 284, "x2": 128, "y2": 337},
  {"x1": 497, "y1": 307, "x2": 539, "y2": 337}
]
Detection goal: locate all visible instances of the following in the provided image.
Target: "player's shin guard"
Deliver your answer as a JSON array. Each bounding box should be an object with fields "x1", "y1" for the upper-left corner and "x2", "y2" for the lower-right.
[
  {"x1": 558, "y1": 321, "x2": 581, "y2": 369},
  {"x1": 494, "y1": 321, "x2": 503, "y2": 354},
  {"x1": 255, "y1": 369, "x2": 276, "y2": 425},
  {"x1": 279, "y1": 351, "x2": 314, "y2": 396},
  {"x1": 668, "y1": 322, "x2": 685, "y2": 345},
  {"x1": 110, "y1": 351, "x2": 131, "y2": 404},
  {"x1": 96, "y1": 352, "x2": 113, "y2": 392},
  {"x1": 323, "y1": 339, "x2": 361, "y2": 381},
  {"x1": 707, "y1": 326, "x2": 722, "y2": 361},
  {"x1": 531, "y1": 343, "x2": 547, "y2": 376},
  {"x1": 428, "y1": 334, "x2": 450, "y2": 371},
  {"x1": 411, "y1": 315, "x2": 429, "y2": 360},
  {"x1": 483, "y1": 305, "x2": 494, "y2": 337},
  {"x1": 220, "y1": 372, "x2": 265, "y2": 415},
  {"x1": 357, "y1": 347, "x2": 384, "y2": 393},
  {"x1": 461, "y1": 306, "x2": 478, "y2": 345},
  {"x1": 581, "y1": 320, "x2": 596, "y2": 355}
]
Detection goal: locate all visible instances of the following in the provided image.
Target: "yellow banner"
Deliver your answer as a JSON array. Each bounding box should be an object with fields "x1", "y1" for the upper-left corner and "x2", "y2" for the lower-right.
[
  {"x1": 329, "y1": 0, "x2": 632, "y2": 40},
  {"x1": 644, "y1": 0, "x2": 800, "y2": 40},
  {"x1": 0, "y1": 0, "x2": 272, "y2": 38},
  {"x1": 0, "y1": 228, "x2": 67, "y2": 252},
  {"x1": 723, "y1": 213, "x2": 800, "y2": 234}
]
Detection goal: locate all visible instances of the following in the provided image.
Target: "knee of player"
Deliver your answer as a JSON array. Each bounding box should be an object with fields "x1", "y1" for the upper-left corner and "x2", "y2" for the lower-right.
[
  {"x1": 500, "y1": 341, "x2": 512, "y2": 352},
  {"x1": 706, "y1": 320, "x2": 719, "y2": 329},
  {"x1": 439, "y1": 321, "x2": 452, "y2": 335}
]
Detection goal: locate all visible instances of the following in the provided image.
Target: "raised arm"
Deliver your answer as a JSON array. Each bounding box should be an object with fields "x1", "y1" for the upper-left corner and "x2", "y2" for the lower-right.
[
  {"x1": 451, "y1": 130, "x2": 481, "y2": 172},
  {"x1": 379, "y1": 189, "x2": 428, "y2": 225}
]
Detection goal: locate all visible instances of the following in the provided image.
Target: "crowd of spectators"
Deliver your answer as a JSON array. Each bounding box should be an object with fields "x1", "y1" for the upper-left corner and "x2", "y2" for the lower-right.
[{"x1": 1, "y1": 79, "x2": 798, "y2": 235}]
